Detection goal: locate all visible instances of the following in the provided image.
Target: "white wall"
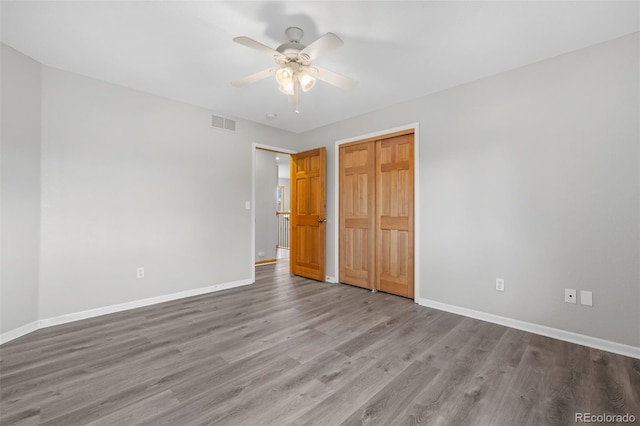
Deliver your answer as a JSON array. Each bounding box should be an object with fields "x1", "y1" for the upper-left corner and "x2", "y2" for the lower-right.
[
  {"x1": 37, "y1": 67, "x2": 297, "y2": 319},
  {"x1": 2, "y1": 33, "x2": 638, "y2": 352},
  {"x1": 0, "y1": 45, "x2": 41, "y2": 334},
  {"x1": 298, "y1": 33, "x2": 640, "y2": 347},
  {"x1": 255, "y1": 149, "x2": 278, "y2": 261}
]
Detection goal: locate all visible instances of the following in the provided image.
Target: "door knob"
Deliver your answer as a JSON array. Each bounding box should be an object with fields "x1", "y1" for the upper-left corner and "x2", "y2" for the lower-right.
[{"x1": 317, "y1": 218, "x2": 327, "y2": 223}]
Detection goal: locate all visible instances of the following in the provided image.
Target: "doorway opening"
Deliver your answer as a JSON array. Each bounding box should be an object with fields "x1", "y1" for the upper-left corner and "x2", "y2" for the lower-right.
[
  {"x1": 252, "y1": 144, "x2": 296, "y2": 283},
  {"x1": 275, "y1": 154, "x2": 291, "y2": 261}
]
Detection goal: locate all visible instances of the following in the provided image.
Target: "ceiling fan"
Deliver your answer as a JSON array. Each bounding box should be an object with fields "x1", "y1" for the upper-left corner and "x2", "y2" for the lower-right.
[{"x1": 231, "y1": 27, "x2": 357, "y2": 112}]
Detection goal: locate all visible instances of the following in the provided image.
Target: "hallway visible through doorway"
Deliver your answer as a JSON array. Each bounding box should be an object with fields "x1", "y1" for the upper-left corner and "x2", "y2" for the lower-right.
[
  {"x1": 277, "y1": 247, "x2": 289, "y2": 259},
  {"x1": 254, "y1": 146, "x2": 292, "y2": 268}
]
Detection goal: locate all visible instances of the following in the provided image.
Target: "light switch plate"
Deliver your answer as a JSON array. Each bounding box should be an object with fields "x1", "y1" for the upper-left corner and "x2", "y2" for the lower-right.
[{"x1": 580, "y1": 290, "x2": 593, "y2": 306}]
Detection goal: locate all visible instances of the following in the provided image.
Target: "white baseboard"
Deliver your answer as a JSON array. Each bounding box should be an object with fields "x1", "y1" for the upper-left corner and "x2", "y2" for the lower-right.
[
  {"x1": 0, "y1": 321, "x2": 39, "y2": 345},
  {"x1": 416, "y1": 297, "x2": 640, "y2": 360},
  {"x1": 1, "y1": 278, "x2": 253, "y2": 345},
  {"x1": 4, "y1": 284, "x2": 637, "y2": 360}
]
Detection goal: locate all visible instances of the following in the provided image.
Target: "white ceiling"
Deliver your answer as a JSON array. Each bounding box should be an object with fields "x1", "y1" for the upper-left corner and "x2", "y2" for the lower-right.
[{"x1": 2, "y1": 1, "x2": 638, "y2": 133}]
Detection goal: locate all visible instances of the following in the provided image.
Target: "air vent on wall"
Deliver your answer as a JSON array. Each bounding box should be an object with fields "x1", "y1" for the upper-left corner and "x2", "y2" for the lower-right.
[{"x1": 211, "y1": 114, "x2": 236, "y2": 132}]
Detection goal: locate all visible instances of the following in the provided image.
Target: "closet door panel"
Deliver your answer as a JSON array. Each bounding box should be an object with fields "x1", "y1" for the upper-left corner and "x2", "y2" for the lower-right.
[
  {"x1": 376, "y1": 134, "x2": 414, "y2": 298},
  {"x1": 339, "y1": 141, "x2": 375, "y2": 289}
]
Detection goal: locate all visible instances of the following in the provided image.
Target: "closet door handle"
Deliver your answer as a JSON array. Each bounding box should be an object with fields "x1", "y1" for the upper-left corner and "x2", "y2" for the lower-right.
[{"x1": 317, "y1": 218, "x2": 327, "y2": 223}]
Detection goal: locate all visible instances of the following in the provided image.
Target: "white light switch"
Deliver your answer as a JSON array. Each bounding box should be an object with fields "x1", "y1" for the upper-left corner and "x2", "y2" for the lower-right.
[
  {"x1": 580, "y1": 290, "x2": 593, "y2": 306},
  {"x1": 245, "y1": 201, "x2": 251, "y2": 210}
]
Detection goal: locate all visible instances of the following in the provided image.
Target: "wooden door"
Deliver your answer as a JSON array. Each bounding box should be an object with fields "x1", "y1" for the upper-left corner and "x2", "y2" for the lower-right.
[
  {"x1": 290, "y1": 147, "x2": 326, "y2": 281},
  {"x1": 339, "y1": 141, "x2": 375, "y2": 289},
  {"x1": 376, "y1": 133, "x2": 414, "y2": 298}
]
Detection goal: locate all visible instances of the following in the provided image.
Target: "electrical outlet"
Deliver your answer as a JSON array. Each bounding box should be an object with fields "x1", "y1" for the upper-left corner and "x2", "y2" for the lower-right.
[
  {"x1": 137, "y1": 267, "x2": 144, "y2": 279},
  {"x1": 565, "y1": 288, "x2": 576, "y2": 304},
  {"x1": 580, "y1": 290, "x2": 593, "y2": 306},
  {"x1": 495, "y1": 278, "x2": 505, "y2": 292}
]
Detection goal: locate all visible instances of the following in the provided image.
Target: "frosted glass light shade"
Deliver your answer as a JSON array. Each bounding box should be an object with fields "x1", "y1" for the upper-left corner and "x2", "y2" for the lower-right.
[
  {"x1": 279, "y1": 82, "x2": 294, "y2": 95},
  {"x1": 298, "y1": 71, "x2": 316, "y2": 92},
  {"x1": 276, "y1": 67, "x2": 294, "y2": 85}
]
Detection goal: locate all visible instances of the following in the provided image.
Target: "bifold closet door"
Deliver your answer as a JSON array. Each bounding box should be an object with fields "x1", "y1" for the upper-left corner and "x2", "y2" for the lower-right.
[
  {"x1": 339, "y1": 131, "x2": 414, "y2": 298},
  {"x1": 339, "y1": 141, "x2": 375, "y2": 289},
  {"x1": 376, "y1": 133, "x2": 414, "y2": 298}
]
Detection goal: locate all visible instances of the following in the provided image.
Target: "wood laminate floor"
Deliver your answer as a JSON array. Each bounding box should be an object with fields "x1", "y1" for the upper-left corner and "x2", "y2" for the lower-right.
[{"x1": 1, "y1": 259, "x2": 639, "y2": 425}]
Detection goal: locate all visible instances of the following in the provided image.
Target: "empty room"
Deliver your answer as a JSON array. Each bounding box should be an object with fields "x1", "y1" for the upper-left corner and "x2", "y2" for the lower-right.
[{"x1": 1, "y1": 1, "x2": 639, "y2": 425}]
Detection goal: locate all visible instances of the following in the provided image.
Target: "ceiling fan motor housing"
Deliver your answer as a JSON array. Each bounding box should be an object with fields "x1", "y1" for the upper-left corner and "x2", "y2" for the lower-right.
[
  {"x1": 276, "y1": 27, "x2": 312, "y2": 64},
  {"x1": 277, "y1": 42, "x2": 305, "y2": 55}
]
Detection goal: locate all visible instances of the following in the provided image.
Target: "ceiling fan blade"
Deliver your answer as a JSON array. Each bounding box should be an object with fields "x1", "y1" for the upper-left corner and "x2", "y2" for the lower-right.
[
  {"x1": 231, "y1": 67, "x2": 278, "y2": 88},
  {"x1": 299, "y1": 32, "x2": 343, "y2": 61},
  {"x1": 233, "y1": 36, "x2": 283, "y2": 60},
  {"x1": 311, "y1": 66, "x2": 357, "y2": 90}
]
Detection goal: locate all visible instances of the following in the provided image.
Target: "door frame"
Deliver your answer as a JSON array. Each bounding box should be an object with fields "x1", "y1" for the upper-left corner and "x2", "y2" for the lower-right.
[
  {"x1": 334, "y1": 123, "x2": 420, "y2": 300},
  {"x1": 251, "y1": 143, "x2": 297, "y2": 284}
]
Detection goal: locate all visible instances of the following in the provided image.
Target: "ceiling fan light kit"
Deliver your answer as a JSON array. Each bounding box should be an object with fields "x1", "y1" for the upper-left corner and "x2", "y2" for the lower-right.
[
  {"x1": 232, "y1": 27, "x2": 356, "y2": 113},
  {"x1": 276, "y1": 64, "x2": 315, "y2": 97}
]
